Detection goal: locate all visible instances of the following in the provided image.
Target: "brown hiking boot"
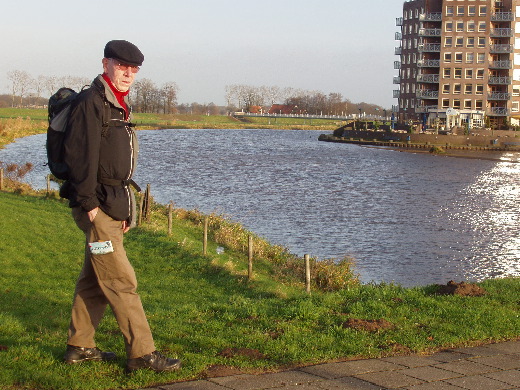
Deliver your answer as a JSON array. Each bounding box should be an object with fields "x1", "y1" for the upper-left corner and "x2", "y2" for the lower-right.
[
  {"x1": 64, "y1": 345, "x2": 117, "y2": 364},
  {"x1": 126, "y1": 350, "x2": 181, "y2": 373}
]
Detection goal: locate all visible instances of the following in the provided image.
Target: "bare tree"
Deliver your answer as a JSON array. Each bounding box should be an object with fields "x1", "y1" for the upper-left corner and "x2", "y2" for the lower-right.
[
  {"x1": 161, "y1": 82, "x2": 179, "y2": 114},
  {"x1": 7, "y1": 70, "x2": 33, "y2": 107}
]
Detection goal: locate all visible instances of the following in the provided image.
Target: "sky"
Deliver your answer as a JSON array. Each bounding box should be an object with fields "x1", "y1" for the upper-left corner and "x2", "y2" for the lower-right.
[{"x1": 1, "y1": 0, "x2": 404, "y2": 109}]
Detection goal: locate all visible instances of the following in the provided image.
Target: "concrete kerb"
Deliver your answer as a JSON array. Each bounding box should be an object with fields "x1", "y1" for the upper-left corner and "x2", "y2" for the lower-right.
[{"x1": 145, "y1": 339, "x2": 520, "y2": 390}]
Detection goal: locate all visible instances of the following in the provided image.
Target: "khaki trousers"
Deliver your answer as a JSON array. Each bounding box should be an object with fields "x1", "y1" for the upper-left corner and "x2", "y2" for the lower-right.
[{"x1": 68, "y1": 207, "x2": 155, "y2": 358}]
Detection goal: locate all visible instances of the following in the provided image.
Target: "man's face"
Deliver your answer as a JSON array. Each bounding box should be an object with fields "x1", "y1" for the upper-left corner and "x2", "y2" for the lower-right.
[{"x1": 102, "y1": 58, "x2": 139, "y2": 92}]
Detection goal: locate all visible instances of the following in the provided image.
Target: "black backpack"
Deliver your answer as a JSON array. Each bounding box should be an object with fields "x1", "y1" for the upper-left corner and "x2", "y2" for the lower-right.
[
  {"x1": 46, "y1": 81, "x2": 113, "y2": 181},
  {"x1": 46, "y1": 87, "x2": 82, "y2": 180}
]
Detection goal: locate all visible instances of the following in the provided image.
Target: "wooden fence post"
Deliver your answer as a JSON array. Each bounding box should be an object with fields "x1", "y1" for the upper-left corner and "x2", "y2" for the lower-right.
[
  {"x1": 203, "y1": 217, "x2": 208, "y2": 255},
  {"x1": 248, "y1": 235, "x2": 253, "y2": 280},
  {"x1": 0, "y1": 168, "x2": 3, "y2": 190},
  {"x1": 168, "y1": 201, "x2": 173, "y2": 236},
  {"x1": 138, "y1": 194, "x2": 144, "y2": 226},
  {"x1": 145, "y1": 184, "x2": 151, "y2": 223},
  {"x1": 46, "y1": 174, "x2": 51, "y2": 194},
  {"x1": 304, "y1": 254, "x2": 311, "y2": 294}
]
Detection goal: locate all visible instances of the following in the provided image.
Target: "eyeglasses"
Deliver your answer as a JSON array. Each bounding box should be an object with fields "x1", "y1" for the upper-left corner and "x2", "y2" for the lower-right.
[{"x1": 109, "y1": 58, "x2": 140, "y2": 73}]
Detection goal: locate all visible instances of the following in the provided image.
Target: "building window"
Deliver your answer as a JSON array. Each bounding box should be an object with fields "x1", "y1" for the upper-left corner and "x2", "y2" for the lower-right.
[
  {"x1": 478, "y1": 21, "x2": 486, "y2": 32},
  {"x1": 468, "y1": 5, "x2": 476, "y2": 16},
  {"x1": 445, "y1": 21, "x2": 453, "y2": 32},
  {"x1": 477, "y1": 53, "x2": 485, "y2": 63},
  {"x1": 477, "y1": 37, "x2": 486, "y2": 48},
  {"x1": 479, "y1": 5, "x2": 487, "y2": 16},
  {"x1": 464, "y1": 100, "x2": 472, "y2": 109},
  {"x1": 442, "y1": 99, "x2": 450, "y2": 108},
  {"x1": 476, "y1": 84, "x2": 484, "y2": 94},
  {"x1": 456, "y1": 21, "x2": 464, "y2": 32},
  {"x1": 444, "y1": 68, "x2": 452, "y2": 78},
  {"x1": 467, "y1": 37, "x2": 475, "y2": 48},
  {"x1": 466, "y1": 69, "x2": 473, "y2": 78},
  {"x1": 512, "y1": 101, "x2": 520, "y2": 112},
  {"x1": 475, "y1": 100, "x2": 483, "y2": 109},
  {"x1": 443, "y1": 84, "x2": 450, "y2": 94},
  {"x1": 453, "y1": 99, "x2": 461, "y2": 109},
  {"x1": 444, "y1": 53, "x2": 452, "y2": 62},
  {"x1": 456, "y1": 37, "x2": 464, "y2": 47},
  {"x1": 467, "y1": 21, "x2": 476, "y2": 32},
  {"x1": 455, "y1": 53, "x2": 463, "y2": 63},
  {"x1": 465, "y1": 84, "x2": 473, "y2": 94},
  {"x1": 476, "y1": 69, "x2": 484, "y2": 79},
  {"x1": 454, "y1": 68, "x2": 462, "y2": 78},
  {"x1": 454, "y1": 84, "x2": 462, "y2": 94},
  {"x1": 457, "y1": 6, "x2": 464, "y2": 15},
  {"x1": 446, "y1": 6, "x2": 454, "y2": 16},
  {"x1": 513, "y1": 87, "x2": 520, "y2": 96},
  {"x1": 466, "y1": 52, "x2": 474, "y2": 63},
  {"x1": 445, "y1": 37, "x2": 453, "y2": 47}
]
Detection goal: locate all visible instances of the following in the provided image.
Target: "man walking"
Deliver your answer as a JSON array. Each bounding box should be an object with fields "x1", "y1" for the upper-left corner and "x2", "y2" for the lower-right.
[{"x1": 62, "y1": 39, "x2": 180, "y2": 373}]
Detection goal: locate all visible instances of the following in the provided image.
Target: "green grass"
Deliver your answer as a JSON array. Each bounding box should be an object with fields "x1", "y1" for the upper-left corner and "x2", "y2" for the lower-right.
[{"x1": 0, "y1": 189, "x2": 519, "y2": 390}]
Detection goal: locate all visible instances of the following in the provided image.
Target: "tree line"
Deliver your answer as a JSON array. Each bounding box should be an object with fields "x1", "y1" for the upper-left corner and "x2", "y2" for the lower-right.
[
  {"x1": 225, "y1": 84, "x2": 388, "y2": 117},
  {"x1": 4, "y1": 70, "x2": 182, "y2": 114},
  {"x1": 4, "y1": 70, "x2": 389, "y2": 116}
]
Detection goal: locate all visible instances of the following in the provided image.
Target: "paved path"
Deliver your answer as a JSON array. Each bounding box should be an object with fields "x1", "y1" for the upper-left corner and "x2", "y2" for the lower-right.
[{"x1": 146, "y1": 340, "x2": 520, "y2": 390}]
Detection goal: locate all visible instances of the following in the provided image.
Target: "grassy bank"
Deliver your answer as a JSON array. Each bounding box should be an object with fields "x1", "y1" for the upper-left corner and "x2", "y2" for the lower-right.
[
  {"x1": 0, "y1": 108, "x2": 339, "y2": 149},
  {"x1": 0, "y1": 187, "x2": 519, "y2": 390}
]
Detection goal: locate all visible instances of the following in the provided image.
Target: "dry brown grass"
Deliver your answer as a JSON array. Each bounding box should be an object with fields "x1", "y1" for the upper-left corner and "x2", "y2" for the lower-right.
[{"x1": 0, "y1": 117, "x2": 47, "y2": 148}]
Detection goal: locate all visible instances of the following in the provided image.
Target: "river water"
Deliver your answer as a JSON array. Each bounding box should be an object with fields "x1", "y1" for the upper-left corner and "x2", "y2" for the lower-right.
[{"x1": 1, "y1": 129, "x2": 519, "y2": 286}]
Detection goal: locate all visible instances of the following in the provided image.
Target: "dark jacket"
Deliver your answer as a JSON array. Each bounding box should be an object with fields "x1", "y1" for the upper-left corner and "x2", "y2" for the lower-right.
[{"x1": 64, "y1": 75, "x2": 139, "y2": 222}]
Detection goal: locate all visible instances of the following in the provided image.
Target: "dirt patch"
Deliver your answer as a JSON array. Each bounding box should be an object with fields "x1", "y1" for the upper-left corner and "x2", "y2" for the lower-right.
[
  {"x1": 219, "y1": 347, "x2": 267, "y2": 360},
  {"x1": 436, "y1": 281, "x2": 487, "y2": 297},
  {"x1": 342, "y1": 318, "x2": 395, "y2": 332},
  {"x1": 203, "y1": 365, "x2": 244, "y2": 378}
]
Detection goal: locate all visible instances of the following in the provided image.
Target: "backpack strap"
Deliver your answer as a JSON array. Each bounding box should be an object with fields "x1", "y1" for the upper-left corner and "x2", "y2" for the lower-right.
[
  {"x1": 91, "y1": 78, "x2": 135, "y2": 137},
  {"x1": 98, "y1": 177, "x2": 142, "y2": 192}
]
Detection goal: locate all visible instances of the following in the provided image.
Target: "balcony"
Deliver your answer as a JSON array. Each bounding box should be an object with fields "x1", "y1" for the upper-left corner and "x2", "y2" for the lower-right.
[
  {"x1": 488, "y1": 76, "x2": 512, "y2": 85},
  {"x1": 395, "y1": 46, "x2": 402, "y2": 55},
  {"x1": 393, "y1": 90, "x2": 401, "y2": 98},
  {"x1": 393, "y1": 76, "x2": 401, "y2": 84},
  {"x1": 394, "y1": 61, "x2": 401, "y2": 69},
  {"x1": 396, "y1": 17, "x2": 403, "y2": 26},
  {"x1": 419, "y1": 13, "x2": 442, "y2": 21},
  {"x1": 488, "y1": 92, "x2": 511, "y2": 100},
  {"x1": 418, "y1": 43, "x2": 441, "y2": 52},
  {"x1": 417, "y1": 59, "x2": 440, "y2": 68},
  {"x1": 490, "y1": 28, "x2": 513, "y2": 37},
  {"x1": 417, "y1": 74, "x2": 440, "y2": 83},
  {"x1": 489, "y1": 60, "x2": 512, "y2": 69},
  {"x1": 416, "y1": 90, "x2": 439, "y2": 99},
  {"x1": 487, "y1": 107, "x2": 509, "y2": 116},
  {"x1": 395, "y1": 32, "x2": 402, "y2": 40},
  {"x1": 490, "y1": 44, "x2": 514, "y2": 53},
  {"x1": 415, "y1": 105, "x2": 438, "y2": 113},
  {"x1": 418, "y1": 28, "x2": 441, "y2": 37},
  {"x1": 491, "y1": 12, "x2": 514, "y2": 21}
]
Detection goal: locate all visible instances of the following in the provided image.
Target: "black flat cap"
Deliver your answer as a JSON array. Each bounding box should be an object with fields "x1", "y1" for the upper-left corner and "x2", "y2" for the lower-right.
[{"x1": 104, "y1": 40, "x2": 144, "y2": 66}]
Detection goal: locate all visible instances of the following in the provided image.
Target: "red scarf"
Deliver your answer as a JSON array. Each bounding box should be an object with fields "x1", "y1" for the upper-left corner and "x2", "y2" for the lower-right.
[{"x1": 102, "y1": 73, "x2": 129, "y2": 119}]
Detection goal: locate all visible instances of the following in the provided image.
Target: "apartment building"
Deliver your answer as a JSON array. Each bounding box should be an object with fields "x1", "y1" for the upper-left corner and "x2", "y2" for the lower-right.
[{"x1": 394, "y1": 0, "x2": 520, "y2": 129}]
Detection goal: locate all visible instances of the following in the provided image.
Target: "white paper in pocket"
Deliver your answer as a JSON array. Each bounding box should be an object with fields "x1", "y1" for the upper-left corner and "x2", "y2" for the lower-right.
[{"x1": 88, "y1": 240, "x2": 114, "y2": 255}]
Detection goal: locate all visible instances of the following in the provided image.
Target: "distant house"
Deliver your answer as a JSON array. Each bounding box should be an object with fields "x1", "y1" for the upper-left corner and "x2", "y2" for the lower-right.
[
  {"x1": 268, "y1": 104, "x2": 299, "y2": 115},
  {"x1": 249, "y1": 105, "x2": 263, "y2": 114}
]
